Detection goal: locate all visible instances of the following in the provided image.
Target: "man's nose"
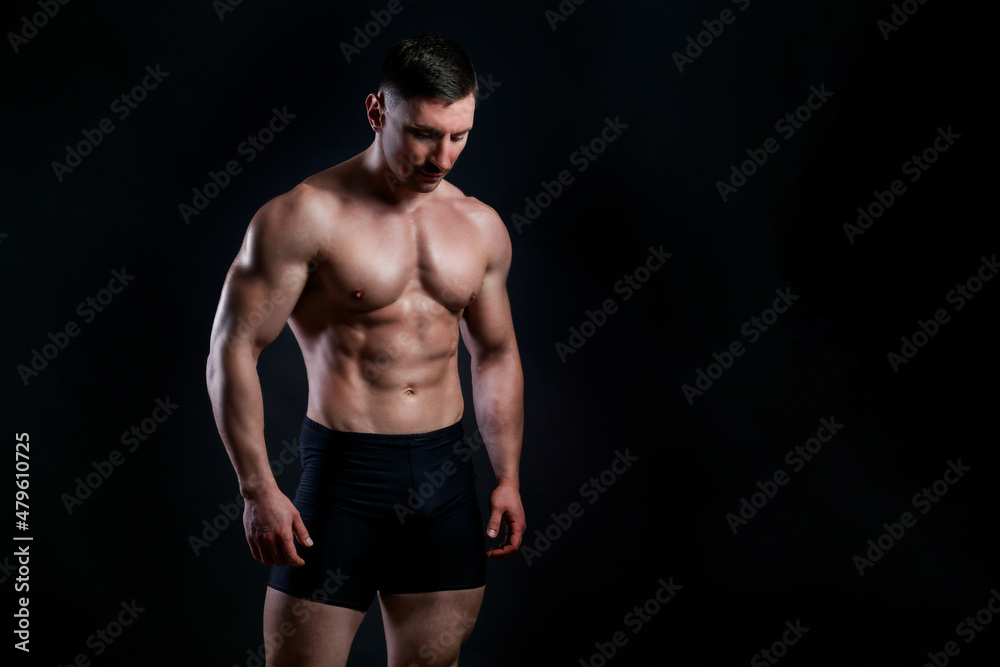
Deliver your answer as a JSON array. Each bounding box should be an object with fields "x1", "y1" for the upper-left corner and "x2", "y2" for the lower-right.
[{"x1": 429, "y1": 140, "x2": 455, "y2": 171}]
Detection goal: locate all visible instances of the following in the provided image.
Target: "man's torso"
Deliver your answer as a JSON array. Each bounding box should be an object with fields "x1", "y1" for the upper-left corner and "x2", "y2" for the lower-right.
[{"x1": 283, "y1": 159, "x2": 491, "y2": 435}]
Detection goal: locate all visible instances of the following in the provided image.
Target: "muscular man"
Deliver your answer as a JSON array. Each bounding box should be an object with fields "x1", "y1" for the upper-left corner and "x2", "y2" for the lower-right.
[{"x1": 206, "y1": 35, "x2": 525, "y2": 666}]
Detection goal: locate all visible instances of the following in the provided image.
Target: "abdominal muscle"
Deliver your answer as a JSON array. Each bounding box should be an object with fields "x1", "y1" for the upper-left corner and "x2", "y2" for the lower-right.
[{"x1": 289, "y1": 291, "x2": 466, "y2": 435}]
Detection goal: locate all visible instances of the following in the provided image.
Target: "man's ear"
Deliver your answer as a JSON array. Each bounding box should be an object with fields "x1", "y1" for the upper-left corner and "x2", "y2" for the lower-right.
[{"x1": 366, "y1": 92, "x2": 386, "y2": 133}]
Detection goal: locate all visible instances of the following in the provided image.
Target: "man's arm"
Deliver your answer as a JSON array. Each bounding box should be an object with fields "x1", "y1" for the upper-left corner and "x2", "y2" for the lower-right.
[
  {"x1": 459, "y1": 206, "x2": 525, "y2": 560},
  {"x1": 206, "y1": 188, "x2": 318, "y2": 567}
]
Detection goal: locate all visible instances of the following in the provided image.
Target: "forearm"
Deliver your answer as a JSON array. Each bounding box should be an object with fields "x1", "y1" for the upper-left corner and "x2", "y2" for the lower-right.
[
  {"x1": 470, "y1": 346, "x2": 524, "y2": 487},
  {"x1": 206, "y1": 338, "x2": 277, "y2": 499}
]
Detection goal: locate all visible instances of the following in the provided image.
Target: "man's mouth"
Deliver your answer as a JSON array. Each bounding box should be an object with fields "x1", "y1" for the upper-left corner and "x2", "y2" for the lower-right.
[{"x1": 417, "y1": 166, "x2": 444, "y2": 179}]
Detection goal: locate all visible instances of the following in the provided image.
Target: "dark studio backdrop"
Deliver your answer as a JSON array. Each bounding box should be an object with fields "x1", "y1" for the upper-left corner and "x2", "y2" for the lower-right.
[{"x1": 2, "y1": 1, "x2": 996, "y2": 665}]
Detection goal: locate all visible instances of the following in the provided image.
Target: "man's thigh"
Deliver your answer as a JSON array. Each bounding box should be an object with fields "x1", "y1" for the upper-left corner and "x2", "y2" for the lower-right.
[
  {"x1": 378, "y1": 586, "x2": 485, "y2": 667},
  {"x1": 379, "y1": 586, "x2": 486, "y2": 667},
  {"x1": 263, "y1": 586, "x2": 367, "y2": 667}
]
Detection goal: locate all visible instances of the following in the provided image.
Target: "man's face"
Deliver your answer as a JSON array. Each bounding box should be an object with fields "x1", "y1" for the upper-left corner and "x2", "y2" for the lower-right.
[{"x1": 376, "y1": 92, "x2": 476, "y2": 193}]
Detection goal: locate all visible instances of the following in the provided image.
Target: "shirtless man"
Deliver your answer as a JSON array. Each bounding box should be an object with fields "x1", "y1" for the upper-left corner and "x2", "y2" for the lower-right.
[{"x1": 205, "y1": 35, "x2": 525, "y2": 666}]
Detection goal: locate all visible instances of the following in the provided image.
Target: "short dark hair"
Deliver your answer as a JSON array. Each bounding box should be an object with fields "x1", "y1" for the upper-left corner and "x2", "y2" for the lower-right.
[{"x1": 379, "y1": 35, "x2": 477, "y2": 104}]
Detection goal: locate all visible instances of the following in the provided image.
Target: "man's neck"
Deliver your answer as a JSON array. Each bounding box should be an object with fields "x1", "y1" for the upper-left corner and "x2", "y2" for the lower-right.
[{"x1": 358, "y1": 141, "x2": 432, "y2": 207}]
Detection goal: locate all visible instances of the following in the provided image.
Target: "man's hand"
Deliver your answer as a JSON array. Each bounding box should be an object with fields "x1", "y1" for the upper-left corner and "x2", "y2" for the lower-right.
[
  {"x1": 486, "y1": 482, "x2": 525, "y2": 559},
  {"x1": 242, "y1": 487, "x2": 313, "y2": 567}
]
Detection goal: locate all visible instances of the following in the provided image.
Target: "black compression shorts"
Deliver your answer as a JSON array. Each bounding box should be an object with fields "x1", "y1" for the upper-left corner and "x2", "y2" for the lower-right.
[{"x1": 267, "y1": 416, "x2": 487, "y2": 610}]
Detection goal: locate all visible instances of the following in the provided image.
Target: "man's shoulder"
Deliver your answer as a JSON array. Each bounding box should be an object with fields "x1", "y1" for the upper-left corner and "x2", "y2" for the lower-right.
[
  {"x1": 240, "y1": 180, "x2": 343, "y2": 265},
  {"x1": 440, "y1": 184, "x2": 507, "y2": 237},
  {"x1": 254, "y1": 175, "x2": 345, "y2": 236},
  {"x1": 439, "y1": 187, "x2": 511, "y2": 268}
]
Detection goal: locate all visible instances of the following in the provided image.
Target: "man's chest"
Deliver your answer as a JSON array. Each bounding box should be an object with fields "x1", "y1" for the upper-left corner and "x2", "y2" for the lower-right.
[{"x1": 309, "y1": 209, "x2": 487, "y2": 312}]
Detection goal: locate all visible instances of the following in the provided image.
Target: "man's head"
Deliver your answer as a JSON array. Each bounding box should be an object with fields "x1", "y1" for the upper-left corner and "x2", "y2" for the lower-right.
[
  {"x1": 367, "y1": 35, "x2": 478, "y2": 193},
  {"x1": 379, "y1": 34, "x2": 477, "y2": 108}
]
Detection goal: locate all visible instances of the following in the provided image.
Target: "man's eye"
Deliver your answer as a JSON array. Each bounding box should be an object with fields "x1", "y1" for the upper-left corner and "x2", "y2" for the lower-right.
[{"x1": 452, "y1": 135, "x2": 467, "y2": 142}]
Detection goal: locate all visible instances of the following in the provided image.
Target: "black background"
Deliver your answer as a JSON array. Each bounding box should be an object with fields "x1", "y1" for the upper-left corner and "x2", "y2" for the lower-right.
[{"x1": 3, "y1": 1, "x2": 996, "y2": 665}]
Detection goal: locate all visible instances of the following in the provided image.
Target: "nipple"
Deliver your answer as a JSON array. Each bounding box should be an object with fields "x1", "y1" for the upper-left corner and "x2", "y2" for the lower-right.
[
  {"x1": 353, "y1": 289, "x2": 366, "y2": 299},
  {"x1": 469, "y1": 292, "x2": 477, "y2": 303}
]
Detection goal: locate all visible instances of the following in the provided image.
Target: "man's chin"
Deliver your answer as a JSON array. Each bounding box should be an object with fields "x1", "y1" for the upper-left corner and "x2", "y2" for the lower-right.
[{"x1": 404, "y1": 176, "x2": 443, "y2": 193}]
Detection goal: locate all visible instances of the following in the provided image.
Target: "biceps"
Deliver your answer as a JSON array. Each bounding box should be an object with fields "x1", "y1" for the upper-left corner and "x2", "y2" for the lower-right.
[
  {"x1": 462, "y1": 287, "x2": 516, "y2": 359},
  {"x1": 211, "y1": 262, "x2": 305, "y2": 353}
]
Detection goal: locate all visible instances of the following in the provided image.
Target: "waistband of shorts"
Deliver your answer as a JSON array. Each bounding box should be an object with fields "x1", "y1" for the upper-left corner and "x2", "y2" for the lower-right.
[{"x1": 301, "y1": 415, "x2": 464, "y2": 447}]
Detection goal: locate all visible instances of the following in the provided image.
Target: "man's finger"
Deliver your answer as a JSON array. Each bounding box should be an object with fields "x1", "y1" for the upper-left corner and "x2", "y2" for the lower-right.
[
  {"x1": 261, "y1": 535, "x2": 282, "y2": 566},
  {"x1": 293, "y1": 514, "x2": 314, "y2": 549},
  {"x1": 253, "y1": 532, "x2": 276, "y2": 565},
  {"x1": 486, "y1": 507, "x2": 503, "y2": 539},
  {"x1": 247, "y1": 538, "x2": 263, "y2": 564},
  {"x1": 487, "y1": 543, "x2": 518, "y2": 560},
  {"x1": 507, "y1": 516, "x2": 525, "y2": 550},
  {"x1": 280, "y1": 532, "x2": 305, "y2": 567}
]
